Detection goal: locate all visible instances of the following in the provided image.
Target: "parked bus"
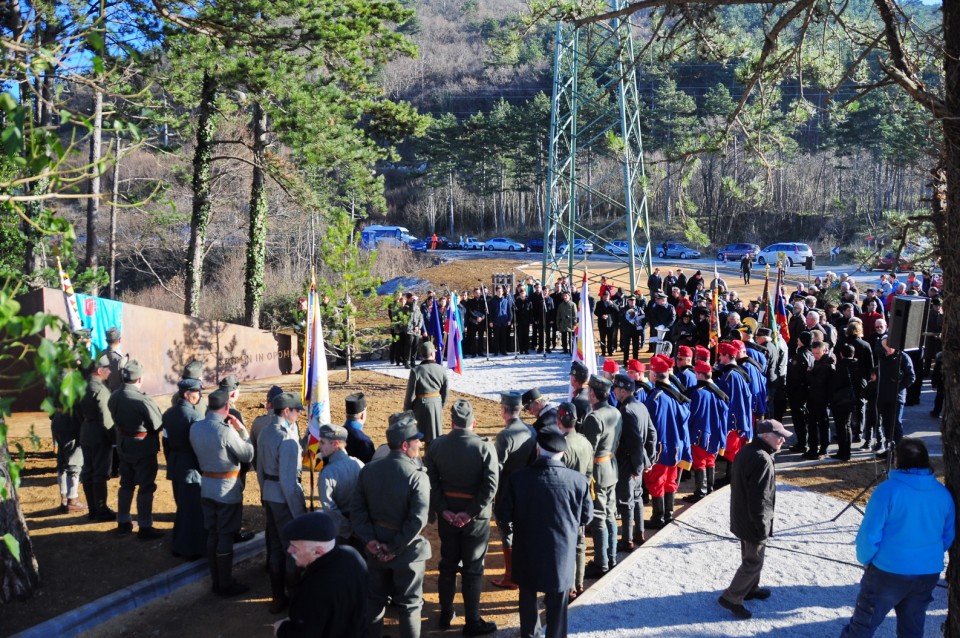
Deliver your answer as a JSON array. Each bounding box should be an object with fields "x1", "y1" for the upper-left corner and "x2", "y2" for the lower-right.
[{"x1": 360, "y1": 225, "x2": 412, "y2": 249}]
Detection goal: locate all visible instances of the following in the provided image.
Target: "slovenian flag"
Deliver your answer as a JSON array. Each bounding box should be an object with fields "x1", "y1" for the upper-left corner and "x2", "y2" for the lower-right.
[
  {"x1": 427, "y1": 297, "x2": 445, "y2": 365},
  {"x1": 301, "y1": 273, "x2": 330, "y2": 471},
  {"x1": 56, "y1": 257, "x2": 83, "y2": 332},
  {"x1": 774, "y1": 266, "x2": 790, "y2": 343},
  {"x1": 445, "y1": 292, "x2": 463, "y2": 374}
]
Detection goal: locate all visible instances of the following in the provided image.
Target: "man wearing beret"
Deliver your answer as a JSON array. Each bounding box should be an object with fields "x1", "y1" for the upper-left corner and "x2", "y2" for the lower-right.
[
  {"x1": 643, "y1": 355, "x2": 692, "y2": 528},
  {"x1": 317, "y1": 424, "x2": 364, "y2": 550},
  {"x1": 718, "y1": 419, "x2": 790, "y2": 619},
  {"x1": 78, "y1": 354, "x2": 117, "y2": 521},
  {"x1": 491, "y1": 392, "x2": 536, "y2": 589},
  {"x1": 351, "y1": 412, "x2": 431, "y2": 638},
  {"x1": 581, "y1": 374, "x2": 622, "y2": 577},
  {"x1": 162, "y1": 377, "x2": 205, "y2": 558},
  {"x1": 612, "y1": 373, "x2": 656, "y2": 550},
  {"x1": 424, "y1": 400, "x2": 499, "y2": 635},
  {"x1": 556, "y1": 402, "x2": 593, "y2": 598},
  {"x1": 716, "y1": 341, "x2": 754, "y2": 467},
  {"x1": 190, "y1": 388, "x2": 255, "y2": 596},
  {"x1": 683, "y1": 361, "x2": 729, "y2": 503},
  {"x1": 273, "y1": 511, "x2": 367, "y2": 638},
  {"x1": 107, "y1": 360, "x2": 164, "y2": 539},
  {"x1": 403, "y1": 340, "x2": 449, "y2": 444},
  {"x1": 522, "y1": 388, "x2": 557, "y2": 433},
  {"x1": 257, "y1": 392, "x2": 307, "y2": 611},
  {"x1": 569, "y1": 361, "x2": 592, "y2": 427},
  {"x1": 500, "y1": 425, "x2": 593, "y2": 638},
  {"x1": 344, "y1": 392, "x2": 375, "y2": 463}
]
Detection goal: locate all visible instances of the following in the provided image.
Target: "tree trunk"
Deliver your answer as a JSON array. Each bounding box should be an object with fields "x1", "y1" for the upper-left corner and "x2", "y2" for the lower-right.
[
  {"x1": 184, "y1": 72, "x2": 218, "y2": 317},
  {"x1": 109, "y1": 135, "x2": 122, "y2": 299},
  {"x1": 447, "y1": 170, "x2": 455, "y2": 235},
  {"x1": 0, "y1": 439, "x2": 40, "y2": 603},
  {"x1": 85, "y1": 86, "x2": 104, "y2": 295},
  {"x1": 244, "y1": 100, "x2": 268, "y2": 329}
]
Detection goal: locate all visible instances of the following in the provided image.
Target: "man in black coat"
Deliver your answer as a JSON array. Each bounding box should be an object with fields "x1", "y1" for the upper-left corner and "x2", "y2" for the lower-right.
[
  {"x1": 594, "y1": 290, "x2": 619, "y2": 357},
  {"x1": 500, "y1": 426, "x2": 593, "y2": 638},
  {"x1": 718, "y1": 419, "x2": 790, "y2": 620},
  {"x1": 647, "y1": 267, "x2": 663, "y2": 298},
  {"x1": 274, "y1": 511, "x2": 368, "y2": 638},
  {"x1": 612, "y1": 374, "x2": 656, "y2": 550}
]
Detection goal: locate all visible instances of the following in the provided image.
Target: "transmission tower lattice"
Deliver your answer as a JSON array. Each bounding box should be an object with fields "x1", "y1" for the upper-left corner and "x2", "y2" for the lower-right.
[{"x1": 541, "y1": 4, "x2": 653, "y2": 293}]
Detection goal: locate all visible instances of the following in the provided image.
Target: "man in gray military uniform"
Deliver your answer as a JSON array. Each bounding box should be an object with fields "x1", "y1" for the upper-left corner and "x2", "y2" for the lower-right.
[
  {"x1": 403, "y1": 292, "x2": 427, "y2": 368},
  {"x1": 317, "y1": 423, "x2": 364, "y2": 550},
  {"x1": 78, "y1": 353, "x2": 117, "y2": 521},
  {"x1": 570, "y1": 361, "x2": 592, "y2": 428},
  {"x1": 103, "y1": 326, "x2": 127, "y2": 392},
  {"x1": 491, "y1": 391, "x2": 536, "y2": 590},
  {"x1": 557, "y1": 401, "x2": 594, "y2": 599},
  {"x1": 190, "y1": 388, "x2": 255, "y2": 596},
  {"x1": 425, "y1": 399, "x2": 498, "y2": 635},
  {"x1": 403, "y1": 340, "x2": 449, "y2": 444},
  {"x1": 256, "y1": 391, "x2": 306, "y2": 611},
  {"x1": 107, "y1": 360, "x2": 164, "y2": 539},
  {"x1": 351, "y1": 412, "x2": 431, "y2": 638},
  {"x1": 581, "y1": 374, "x2": 623, "y2": 578}
]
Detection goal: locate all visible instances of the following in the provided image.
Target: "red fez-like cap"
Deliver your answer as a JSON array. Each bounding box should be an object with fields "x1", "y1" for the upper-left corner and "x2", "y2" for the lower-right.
[
  {"x1": 677, "y1": 345, "x2": 693, "y2": 358},
  {"x1": 694, "y1": 361, "x2": 713, "y2": 375},
  {"x1": 694, "y1": 346, "x2": 711, "y2": 361},
  {"x1": 718, "y1": 342, "x2": 739, "y2": 357},
  {"x1": 602, "y1": 359, "x2": 620, "y2": 374},
  {"x1": 627, "y1": 359, "x2": 646, "y2": 372},
  {"x1": 649, "y1": 355, "x2": 674, "y2": 374},
  {"x1": 731, "y1": 339, "x2": 746, "y2": 352}
]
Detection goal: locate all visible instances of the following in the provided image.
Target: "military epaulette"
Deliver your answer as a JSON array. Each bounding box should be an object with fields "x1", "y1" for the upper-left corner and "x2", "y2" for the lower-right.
[
  {"x1": 653, "y1": 381, "x2": 691, "y2": 404},
  {"x1": 695, "y1": 379, "x2": 729, "y2": 402}
]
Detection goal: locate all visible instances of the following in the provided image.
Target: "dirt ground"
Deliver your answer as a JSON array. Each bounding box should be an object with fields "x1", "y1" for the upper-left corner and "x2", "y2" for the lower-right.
[{"x1": 2, "y1": 256, "x2": 844, "y2": 635}]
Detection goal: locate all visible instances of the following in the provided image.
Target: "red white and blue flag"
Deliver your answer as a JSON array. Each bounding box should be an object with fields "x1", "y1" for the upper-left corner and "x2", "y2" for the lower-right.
[
  {"x1": 444, "y1": 292, "x2": 464, "y2": 374},
  {"x1": 774, "y1": 266, "x2": 790, "y2": 343},
  {"x1": 427, "y1": 297, "x2": 445, "y2": 365}
]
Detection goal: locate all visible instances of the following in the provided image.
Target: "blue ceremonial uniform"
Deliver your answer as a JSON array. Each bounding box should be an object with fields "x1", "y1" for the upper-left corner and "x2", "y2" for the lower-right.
[
  {"x1": 644, "y1": 384, "x2": 692, "y2": 469},
  {"x1": 686, "y1": 381, "x2": 729, "y2": 455},
  {"x1": 739, "y1": 356, "x2": 768, "y2": 418},
  {"x1": 717, "y1": 364, "x2": 753, "y2": 441},
  {"x1": 676, "y1": 366, "x2": 697, "y2": 393}
]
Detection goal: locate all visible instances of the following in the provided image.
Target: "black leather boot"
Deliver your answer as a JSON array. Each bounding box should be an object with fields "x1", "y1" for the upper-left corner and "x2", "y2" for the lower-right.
[{"x1": 664, "y1": 492, "x2": 675, "y2": 523}]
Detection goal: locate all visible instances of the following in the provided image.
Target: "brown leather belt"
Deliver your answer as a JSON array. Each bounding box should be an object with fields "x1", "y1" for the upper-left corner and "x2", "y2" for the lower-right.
[
  {"x1": 375, "y1": 520, "x2": 400, "y2": 531},
  {"x1": 203, "y1": 471, "x2": 240, "y2": 479},
  {"x1": 119, "y1": 431, "x2": 149, "y2": 439},
  {"x1": 417, "y1": 392, "x2": 441, "y2": 399},
  {"x1": 444, "y1": 491, "x2": 474, "y2": 500},
  {"x1": 594, "y1": 454, "x2": 613, "y2": 464}
]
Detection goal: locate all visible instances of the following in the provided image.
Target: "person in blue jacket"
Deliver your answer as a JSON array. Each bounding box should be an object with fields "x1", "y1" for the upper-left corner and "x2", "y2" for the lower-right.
[
  {"x1": 643, "y1": 355, "x2": 691, "y2": 528},
  {"x1": 682, "y1": 361, "x2": 729, "y2": 502},
  {"x1": 715, "y1": 341, "x2": 753, "y2": 463},
  {"x1": 841, "y1": 438, "x2": 954, "y2": 637}
]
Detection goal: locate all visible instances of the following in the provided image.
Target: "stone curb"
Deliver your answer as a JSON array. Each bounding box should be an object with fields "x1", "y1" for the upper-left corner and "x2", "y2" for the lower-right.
[{"x1": 11, "y1": 533, "x2": 266, "y2": 638}]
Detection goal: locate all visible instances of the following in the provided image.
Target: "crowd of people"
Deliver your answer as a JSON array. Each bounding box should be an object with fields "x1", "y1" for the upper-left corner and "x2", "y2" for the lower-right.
[{"x1": 46, "y1": 263, "x2": 949, "y2": 637}]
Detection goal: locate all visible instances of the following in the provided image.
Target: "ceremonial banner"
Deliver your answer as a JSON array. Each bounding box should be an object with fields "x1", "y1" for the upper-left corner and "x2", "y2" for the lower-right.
[
  {"x1": 774, "y1": 267, "x2": 790, "y2": 342},
  {"x1": 302, "y1": 274, "x2": 329, "y2": 471},
  {"x1": 56, "y1": 257, "x2": 83, "y2": 332},
  {"x1": 759, "y1": 266, "x2": 777, "y2": 337},
  {"x1": 571, "y1": 272, "x2": 597, "y2": 396},
  {"x1": 427, "y1": 297, "x2": 445, "y2": 365},
  {"x1": 709, "y1": 266, "x2": 720, "y2": 354},
  {"x1": 445, "y1": 292, "x2": 464, "y2": 374}
]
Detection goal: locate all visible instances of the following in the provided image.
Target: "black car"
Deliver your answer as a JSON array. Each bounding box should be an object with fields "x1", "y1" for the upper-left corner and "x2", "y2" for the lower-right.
[{"x1": 526, "y1": 237, "x2": 544, "y2": 252}]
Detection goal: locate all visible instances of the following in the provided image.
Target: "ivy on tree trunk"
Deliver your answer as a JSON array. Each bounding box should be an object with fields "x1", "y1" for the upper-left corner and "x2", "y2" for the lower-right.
[{"x1": 184, "y1": 72, "x2": 217, "y2": 317}]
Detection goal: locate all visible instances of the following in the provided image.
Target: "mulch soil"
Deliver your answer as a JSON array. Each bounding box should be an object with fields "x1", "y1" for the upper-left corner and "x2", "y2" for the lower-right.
[{"x1": 2, "y1": 257, "x2": 904, "y2": 636}]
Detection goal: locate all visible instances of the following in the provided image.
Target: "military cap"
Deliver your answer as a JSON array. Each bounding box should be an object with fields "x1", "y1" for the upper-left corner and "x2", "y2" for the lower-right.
[
  {"x1": 694, "y1": 361, "x2": 713, "y2": 376},
  {"x1": 731, "y1": 339, "x2": 746, "y2": 352},
  {"x1": 520, "y1": 388, "x2": 542, "y2": 409},
  {"x1": 756, "y1": 327, "x2": 773, "y2": 338},
  {"x1": 386, "y1": 411, "x2": 423, "y2": 446},
  {"x1": 587, "y1": 374, "x2": 612, "y2": 393},
  {"x1": 273, "y1": 392, "x2": 304, "y2": 411},
  {"x1": 94, "y1": 353, "x2": 112, "y2": 369},
  {"x1": 318, "y1": 424, "x2": 348, "y2": 441},
  {"x1": 625, "y1": 295, "x2": 636, "y2": 301},
  {"x1": 718, "y1": 342, "x2": 739, "y2": 357},
  {"x1": 676, "y1": 345, "x2": 693, "y2": 358},
  {"x1": 556, "y1": 402, "x2": 577, "y2": 428},
  {"x1": 73, "y1": 328, "x2": 91, "y2": 339},
  {"x1": 755, "y1": 419, "x2": 791, "y2": 439},
  {"x1": 649, "y1": 355, "x2": 674, "y2": 374},
  {"x1": 450, "y1": 399, "x2": 474, "y2": 427},
  {"x1": 266, "y1": 385, "x2": 284, "y2": 403},
  {"x1": 694, "y1": 345, "x2": 711, "y2": 361},
  {"x1": 283, "y1": 511, "x2": 336, "y2": 543},
  {"x1": 570, "y1": 361, "x2": 589, "y2": 383},
  {"x1": 417, "y1": 340, "x2": 437, "y2": 360},
  {"x1": 182, "y1": 360, "x2": 204, "y2": 381},
  {"x1": 655, "y1": 292, "x2": 668, "y2": 299},
  {"x1": 626, "y1": 359, "x2": 645, "y2": 373},
  {"x1": 177, "y1": 378, "x2": 203, "y2": 393},
  {"x1": 121, "y1": 359, "x2": 143, "y2": 382},
  {"x1": 105, "y1": 327, "x2": 121, "y2": 343},
  {"x1": 738, "y1": 323, "x2": 754, "y2": 336},
  {"x1": 602, "y1": 359, "x2": 620, "y2": 375},
  {"x1": 207, "y1": 389, "x2": 231, "y2": 411},
  {"x1": 218, "y1": 375, "x2": 240, "y2": 392},
  {"x1": 345, "y1": 392, "x2": 366, "y2": 414},
  {"x1": 536, "y1": 425, "x2": 568, "y2": 454},
  {"x1": 612, "y1": 373, "x2": 635, "y2": 392},
  {"x1": 500, "y1": 392, "x2": 522, "y2": 409}
]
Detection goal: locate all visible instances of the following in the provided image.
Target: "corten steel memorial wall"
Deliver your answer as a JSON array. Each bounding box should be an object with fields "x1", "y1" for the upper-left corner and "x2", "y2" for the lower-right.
[{"x1": 11, "y1": 288, "x2": 301, "y2": 412}]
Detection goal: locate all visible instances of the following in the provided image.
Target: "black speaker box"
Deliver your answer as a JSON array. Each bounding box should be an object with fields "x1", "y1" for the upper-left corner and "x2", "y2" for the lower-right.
[{"x1": 888, "y1": 295, "x2": 929, "y2": 351}]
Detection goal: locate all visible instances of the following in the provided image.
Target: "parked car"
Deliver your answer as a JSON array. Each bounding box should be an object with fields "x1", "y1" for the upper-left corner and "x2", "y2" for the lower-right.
[
  {"x1": 485, "y1": 237, "x2": 525, "y2": 251},
  {"x1": 604, "y1": 240, "x2": 646, "y2": 258},
  {"x1": 408, "y1": 238, "x2": 428, "y2": 252},
  {"x1": 755, "y1": 242, "x2": 813, "y2": 267},
  {"x1": 873, "y1": 250, "x2": 922, "y2": 272},
  {"x1": 716, "y1": 243, "x2": 760, "y2": 262},
  {"x1": 460, "y1": 236, "x2": 484, "y2": 250},
  {"x1": 558, "y1": 239, "x2": 594, "y2": 254},
  {"x1": 656, "y1": 241, "x2": 701, "y2": 259},
  {"x1": 526, "y1": 237, "x2": 545, "y2": 252}
]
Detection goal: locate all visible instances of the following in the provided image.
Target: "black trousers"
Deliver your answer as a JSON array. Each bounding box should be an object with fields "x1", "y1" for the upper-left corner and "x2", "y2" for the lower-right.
[
  {"x1": 787, "y1": 392, "x2": 809, "y2": 447},
  {"x1": 832, "y1": 402, "x2": 854, "y2": 458},
  {"x1": 404, "y1": 334, "x2": 420, "y2": 366},
  {"x1": 620, "y1": 330, "x2": 641, "y2": 364},
  {"x1": 494, "y1": 325, "x2": 512, "y2": 355},
  {"x1": 519, "y1": 588, "x2": 568, "y2": 638},
  {"x1": 517, "y1": 320, "x2": 531, "y2": 352},
  {"x1": 808, "y1": 402, "x2": 830, "y2": 452},
  {"x1": 465, "y1": 324, "x2": 486, "y2": 356},
  {"x1": 531, "y1": 321, "x2": 544, "y2": 351},
  {"x1": 599, "y1": 326, "x2": 615, "y2": 355}
]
